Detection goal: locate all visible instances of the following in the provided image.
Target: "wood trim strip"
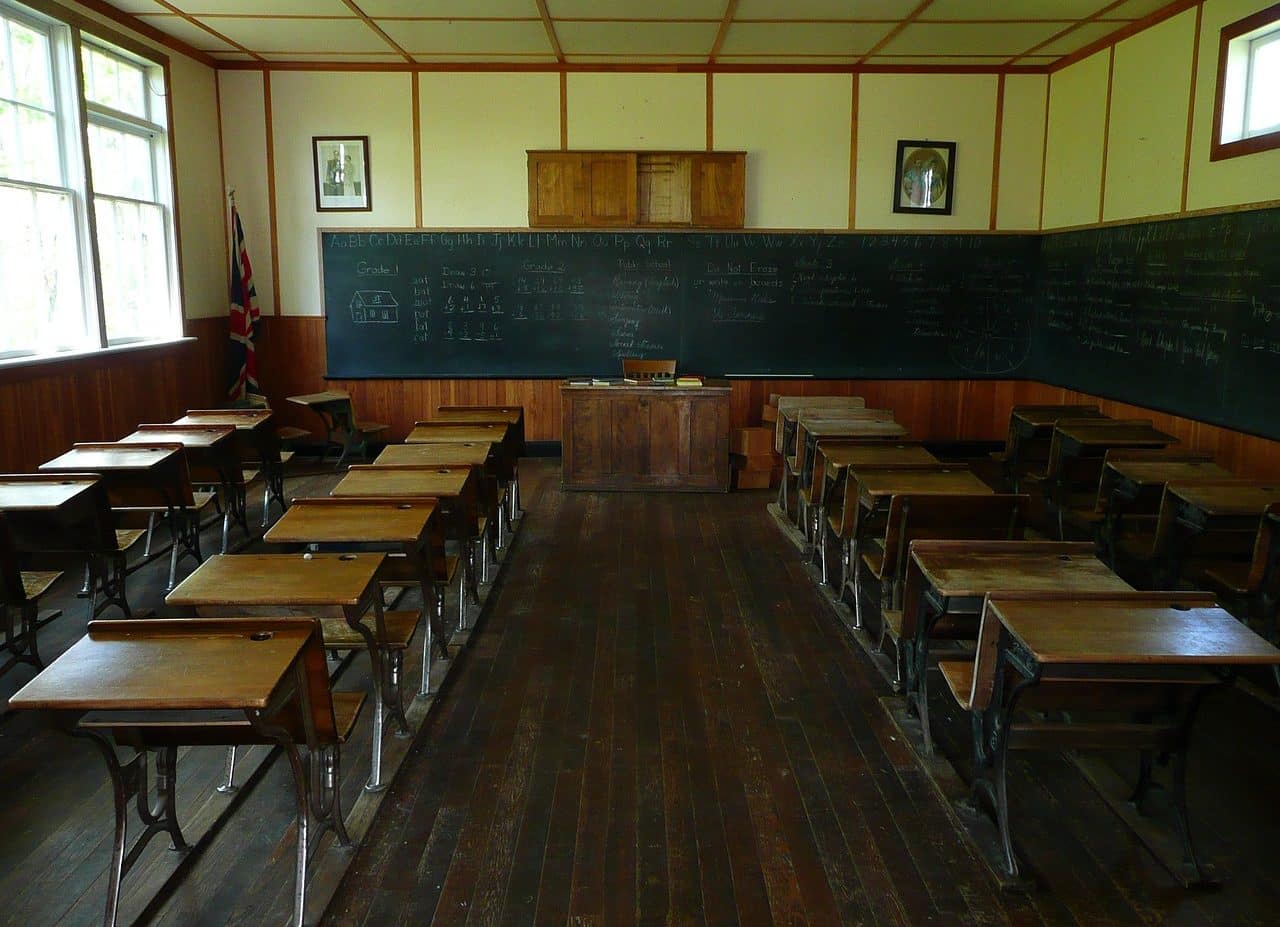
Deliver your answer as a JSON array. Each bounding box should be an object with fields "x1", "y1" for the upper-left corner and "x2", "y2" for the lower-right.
[
  {"x1": 339, "y1": 0, "x2": 413, "y2": 62},
  {"x1": 559, "y1": 71, "x2": 568, "y2": 149},
  {"x1": 149, "y1": 0, "x2": 263, "y2": 61},
  {"x1": 412, "y1": 72, "x2": 423, "y2": 227},
  {"x1": 705, "y1": 72, "x2": 714, "y2": 150},
  {"x1": 263, "y1": 70, "x2": 281, "y2": 316},
  {"x1": 709, "y1": 0, "x2": 740, "y2": 63},
  {"x1": 1038, "y1": 74, "x2": 1051, "y2": 230},
  {"x1": 1008, "y1": 0, "x2": 1129, "y2": 65},
  {"x1": 849, "y1": 72, "x2": 859, "y2": 229},
  {"x1": 215, "y1": 72, "x2": 230, "y2": 288},
  {"x1": 989, "y1": 72, "x2": 1005, "y2": 230},
  {"x1": 67, "y1": 26, "x2": 108, "y2": 347},
  {"x1": 858, "y1": 0, "x2": 936, "y2": 64},
  {"x1": 534, "y1": 0, "x2": 565, "y2": 63},
  {"x1": 1098, "y1": 45, "x2": 1115, "y2": 223},
  {"x1": 1049, "y1": 0, "x2": 1201, "y2": 73},
  {"x1": 48, "y1": 0, "x2": 217, "y2": 67},
  {"x1": 212, "y1": 60, "x2": 1053, "y2": 75},
  {"x1": 161, "y1": 55, "x2": 189, "y2": 331},
  {"x1": 1180, "y1": 2, "x2": 1203, "y2": 211},
  {"x1": 1039, "y1": 195, "x2": 1280, "y2": 234}
]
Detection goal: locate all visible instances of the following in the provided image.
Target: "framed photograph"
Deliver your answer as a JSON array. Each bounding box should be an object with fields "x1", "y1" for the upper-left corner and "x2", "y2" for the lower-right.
[
  {"x1": 313, "y1": 136, "x2": 371, "y2": 212},
  {"x1": 892, "y1": 140, "x2": 956, "y2": 216}
]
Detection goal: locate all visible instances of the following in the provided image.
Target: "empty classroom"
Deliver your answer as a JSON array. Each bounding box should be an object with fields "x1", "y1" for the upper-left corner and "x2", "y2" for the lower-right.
[{"x1": 2, "y1": 1, "x2": 1280, "y2": 925}]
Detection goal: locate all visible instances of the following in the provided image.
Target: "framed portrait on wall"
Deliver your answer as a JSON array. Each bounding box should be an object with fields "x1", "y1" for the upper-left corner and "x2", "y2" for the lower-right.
[
  {"x1": 313, "y1": 136, "x2": 372, "y2": 212},
  {"x1": 892, "y1": 140, "x2": 956, "y2": 216}
]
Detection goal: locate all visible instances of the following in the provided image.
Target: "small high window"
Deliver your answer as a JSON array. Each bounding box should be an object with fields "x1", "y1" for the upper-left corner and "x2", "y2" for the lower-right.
[{"x1": 1212, "y1": 6, "x2": 1280, "y2": 161}]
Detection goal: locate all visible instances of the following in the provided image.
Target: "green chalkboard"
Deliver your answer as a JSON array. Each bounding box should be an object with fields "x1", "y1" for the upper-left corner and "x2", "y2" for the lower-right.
[
  {"x1": 1033, "y1": 207, "x2": 1280, "y2": 440},
  {"x1": 320, "y1": 230, "x2": 1039, "y2": 380}
]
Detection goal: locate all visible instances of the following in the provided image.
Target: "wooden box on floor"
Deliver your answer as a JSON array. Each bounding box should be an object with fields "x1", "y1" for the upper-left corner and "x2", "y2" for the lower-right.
[
  {"x1": 731, "y1": 426, "x2": 774, "y2": 457},
  {"x1": 731, "y1": 452, "x2": 775, "y2": 490}
]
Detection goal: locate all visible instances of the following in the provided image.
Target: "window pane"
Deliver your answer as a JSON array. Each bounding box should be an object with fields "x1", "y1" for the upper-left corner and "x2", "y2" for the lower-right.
[
  {"x1": 83, "y1": 44, "x2": 146, "y2": 119},
  {"x1": 88, "y1": 122, "x2": 153, "y2": 199},
  {"x1": 16, "y1": 103, "x2": 59, "y2": 184},
  {"x1": 96, "y1": 196, "x2": 174, "y2": 342},
  {"x1": 1247, "y1": 35, "x2": 1280, "y2": 134},
  {"x1": 9, "y1": 20, "x2": 53, "y2": 110},
  {"x1": 0, "y1": 20, "x2": 12, "y2": 99},
  {"x1": 0, "y1": 183, "x2": 89, "y2": 356}
]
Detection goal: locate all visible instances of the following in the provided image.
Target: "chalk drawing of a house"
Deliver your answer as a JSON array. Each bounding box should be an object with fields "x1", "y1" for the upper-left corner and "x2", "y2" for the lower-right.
[{"x1": 350, "y1": 291, "x2": 400, "y2": 323}]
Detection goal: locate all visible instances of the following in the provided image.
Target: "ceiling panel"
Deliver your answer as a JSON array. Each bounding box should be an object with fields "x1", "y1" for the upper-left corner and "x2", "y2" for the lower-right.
[
  {"x1": 135, "y1": 14, "x2": 239, "y2": 51},
  {"x1": 264, "y1": 52, "x2": 408, "y2": 62},
  {"x1": 564, "y1": 54, "x2": 710, "y2": 63},
  {"x1": 109, "y1": 0, "x2": 172, "y2": 14},
  {"x1": 179, "y1": 0, "x2": 350, "y2": 13},
  {"x1": 548, "y1": 0, "x2": 725, "y2": 19},
  {"x1": 717, "y1": 55, "x2": 859, "y2": 63},
  {"x1": 556, "y1": 21, "x2": 720, "y2": 56},
  {"x1": 203, "y1": 16, "x2": 395, "y2": 53},
  {"x1": 735, "y1": 0, "x2": 921, "y2": 19},
  {"x1": 921, "y1": 0, "x2": 1113, "y2": 20},
  {"x1": 882, "y1": 21, "x2": 1068, "y2": 55},
  {"x1": 719, "y1": 22, "x2": 895, "y2": 55},
  {"x1": 866, "y1": 55, "x2": 1032, "y2": 64},
  {"x1": 378, "y1": 19, "x2": 553, "y2": 54},
  {"x1": 208, "y1": 51, "x2": 255, "y2": 60},
  {"x1": 1031, "y1": 19, "x2": 1128, "y2": 55},
  {"x1": 359, "y1": 0, "x2": 539, "y2": 15},
  {"x1": 1106, "y1": 0, "x2": 1182, "y2": 20},
  {"x1": 412, "y1": 53, "x2": 559, "y2": 62}
]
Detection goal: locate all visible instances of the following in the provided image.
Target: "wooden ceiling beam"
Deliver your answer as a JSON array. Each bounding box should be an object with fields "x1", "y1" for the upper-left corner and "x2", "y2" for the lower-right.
[
  {"x1": 708, "y1": 0, "x2": 740, "y2": 64},
  {"x1": 1005, "y1": 0, "x2": 1130, "y2": 65},
  {"x1": 340, "y1": 0, "x2": 414, "y2": 63},
  {"x1": 857, "y1": 0, "x2": 936, "y2": 64},
  {"x1": 534, "y1": 0, "x2": 565, "y2": 64}
]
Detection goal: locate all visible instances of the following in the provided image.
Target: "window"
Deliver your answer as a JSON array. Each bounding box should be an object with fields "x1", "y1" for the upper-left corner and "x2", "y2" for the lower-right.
[
  {"x1": 0, "y1": 1, "x2": 181, "y2": 364},
  {"x1": 82, "y1": 40, "x2": 177, "y2": 344},
  {"x1": 1212, "y1": 7, "x2": 1280, "y2": 161}
]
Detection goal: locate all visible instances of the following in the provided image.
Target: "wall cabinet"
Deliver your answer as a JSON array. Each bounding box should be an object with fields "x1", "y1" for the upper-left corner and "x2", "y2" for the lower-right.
[{"x1": 528, "y1": 150, "x2": 745, "y2": 228}]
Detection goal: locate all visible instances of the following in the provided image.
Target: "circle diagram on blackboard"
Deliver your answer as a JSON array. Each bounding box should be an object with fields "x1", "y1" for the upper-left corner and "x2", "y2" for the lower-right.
[{"x1": 948, "y1": 302, "x2": 1031, "y2": 375}]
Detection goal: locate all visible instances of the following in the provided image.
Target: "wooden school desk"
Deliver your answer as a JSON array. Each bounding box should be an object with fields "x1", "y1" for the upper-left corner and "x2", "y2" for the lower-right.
[
  {"x1": 8, "y1": 617, "x2": 352, "y2": 927},
  {"x1": 433, "y1": 406, "x2": 526, "y2": 515},
  {"x1": 174, "y1": 408, "x2": 291, "y2": 526},
  {"x1": 265, "y1": 497, "x2": 447, "y2": 696},
  {"x1": 773, "y1": 396, "x2": 867, "y2": 456},
  {"x1": 332, "y1": 466, "x2": 481, "y2": 626},
  {"x1": 166, "y1": 552, "x2": 402, "y2": 790},
  {"x1": 815, "y1": 445, "x2": 939, "y2": 584},
  {"x1": 375, "y1": 442, "x2": 493, "y2": 469},
  {"x1": 790, "y1": 417, "x2": 908, "y2": 527},
  {"x1": 998, "y1": 405, "x2": 1105, "y2": 490},
  {"x1": 899, "y1": 540, "x2": 1132, "y2": 751},
  {"x1": 955, "y1": 593, "x2": 1280, "y2": 883},
  {"x1": 1098, "y1": 457, "x2": 1236, "y2": 557},
  {"x1": 406, "y1": 423, "x2": 514, "y2": 526},
  {"x1": 1156, "y1": 481, "x2": 1280, "y2": 584}
]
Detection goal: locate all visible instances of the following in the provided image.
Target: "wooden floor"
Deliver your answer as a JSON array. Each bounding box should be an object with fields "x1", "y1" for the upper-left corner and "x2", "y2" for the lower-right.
[
  {"x1": 5, "y1": 459, "x2": 1280, "y2": 926},
  {"x1": 322, "y1": 461, "x2": 1280, "y2": 927}
]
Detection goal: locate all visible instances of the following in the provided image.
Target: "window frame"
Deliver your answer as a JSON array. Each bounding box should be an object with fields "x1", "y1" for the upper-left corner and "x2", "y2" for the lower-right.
[
  {"x1": 1210, "y1": 3, "x2": 1280, "y2": 162},
  {"x1": 0, "y1": 0, "x2": 187, "y2": 368}
]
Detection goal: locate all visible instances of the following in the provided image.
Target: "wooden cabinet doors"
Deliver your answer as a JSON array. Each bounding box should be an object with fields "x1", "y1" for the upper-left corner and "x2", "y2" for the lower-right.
[
  {"x1": 691, "y1": 153, "x2": 746, "y2": 228},
  {"x1": 528, "y1": 152, "x2": 583, "y2": 227},
  {"x1": 582, "y1": 152, "x2": 637, "y2": 226}
]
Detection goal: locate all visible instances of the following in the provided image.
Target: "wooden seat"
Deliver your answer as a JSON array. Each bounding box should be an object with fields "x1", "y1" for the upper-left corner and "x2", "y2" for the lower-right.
[
  {"x1": 331, "y1": 691, "x2": 368, "y2": 743},
  {"x1": 319, "y1": 610, "x2": 420, "y2": 650},
  {"x1": 621, "y1": 357, "x2": 676, "y2": 379},
  {"x1": 1197, "y1": 504, "x2": 1280, "y2": 677},
  {"x1": 288, "y1": 390, "x2": 388, "y2": 468},
  {"x1": 861, "y1": 493, "x2": 1029, "y2": 679},
  {"x1": 20, "y1": 570, "x2": 60, "y2": 599},
  {"x1": 1, "y1": 516, "x2": 58, "y2": 678},
  {"x1": 115, "y1": 529, "x2": 146, "y2": 550}
]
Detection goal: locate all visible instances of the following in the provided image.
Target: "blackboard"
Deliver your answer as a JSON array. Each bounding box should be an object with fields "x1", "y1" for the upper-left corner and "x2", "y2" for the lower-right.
[
  {"x1": 1033, "y1": 208, "x2": 1280, "y2": 440},
  {"x1": 321, "y1": 230, "x2": 1039, "y2": 380}
]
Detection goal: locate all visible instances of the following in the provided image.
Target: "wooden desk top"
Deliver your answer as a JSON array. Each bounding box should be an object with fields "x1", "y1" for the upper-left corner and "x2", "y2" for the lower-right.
[
  {"x1": 858, "y1": 469, "x2": 993, "y2": 500},
  {"x1": 174, "y1": 409, "x2": 271, "y2": 430},
  {"x1": 332, "y1": 466, "x2": 470, "y2": 499},
  {"x1": 0, "y1": 477, "x2": 97, "y2": 511},
  {"x1": 405, "y1": 423, "x2": 506, "y2": 445},
  {"x1": 913, "y1": 546, "x2": 1132, "y2": 599},
  {"x1": 990, "y1": 598, "x2": 1280, "y2": 666},
  {"x1": 167, "y1": 552, "x2": 385, "y2": 608},
  {"x1": 1167, "y1": 481, "x2": 1280, "y2": 516},
  {"x1": 801, "y1": 421, "x2": 908, "y2": 439},
  {"x1": 8, "y1": 618, "x2": 311, "y2": 711},
  {"x1": 375, "y1": 443, "x2": 491, "y2": 467},
  {"x1": 119, "y1": 426, "x2": 235, "y2": 450},
  {"x1": 1055, "y1": 422, "x2": 1177, "y2": 447},
  {"x1": 1011, "y1": 406, "x2": 1105, "y2": 428},
  {"x1": 778, "y1": 399, "x2": 866, "y2": 422},
  {"x1": 561, "y1": 383, "x2": 730, "y2": 396},
  {"x1": 264, "y1": 497, "x2": 437, "y2": 545},
  {"x1": 1105, "y1": 459, "x2": 1235, "y2": 487},
  {"x1": 433, "y1": 408, "x2": 521, "y2": 424},
  {"x1": 288, "y1": 390, "x2": 350, "y2": 406},
  {"x1": 40, "y1": 444, "x2": 180, "y2": 473},
  {"x1": 822, "y1": 445, "x2": 937, "y2": 471}
]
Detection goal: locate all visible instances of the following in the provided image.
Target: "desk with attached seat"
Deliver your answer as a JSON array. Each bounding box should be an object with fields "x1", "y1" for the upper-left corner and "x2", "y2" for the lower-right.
[{"x1": 174, "y1": 409, "x2": 291, "y2": 526}]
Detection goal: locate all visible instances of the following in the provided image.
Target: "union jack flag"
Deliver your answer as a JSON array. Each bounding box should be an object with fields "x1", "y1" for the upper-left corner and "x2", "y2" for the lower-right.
[{"x1": 228, "y1": 204, "x2": 262, "y2": 401}]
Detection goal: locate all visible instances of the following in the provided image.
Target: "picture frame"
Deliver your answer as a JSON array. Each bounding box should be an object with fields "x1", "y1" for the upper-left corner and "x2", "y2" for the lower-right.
[
  {"x1": 892, "y1": 140, "x2": 956, "y2": 216},
  {"x1": 313, "y1": 136, "x2": 371, "y2": 212}
]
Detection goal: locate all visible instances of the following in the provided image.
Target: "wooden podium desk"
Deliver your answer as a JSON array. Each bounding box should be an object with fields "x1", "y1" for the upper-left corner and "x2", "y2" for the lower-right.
[{"x1": 561, "y1": 381, "x2": 731, "y2": 492}]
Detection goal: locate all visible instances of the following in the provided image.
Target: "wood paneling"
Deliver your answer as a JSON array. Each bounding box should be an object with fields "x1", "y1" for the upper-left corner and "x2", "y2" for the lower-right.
[
  {"x1": 0, "y1": 317, "x2": 228, "y2": 473},
  {"x1": 252, "y1": 315, "x2": 1280, "y2": 480}
]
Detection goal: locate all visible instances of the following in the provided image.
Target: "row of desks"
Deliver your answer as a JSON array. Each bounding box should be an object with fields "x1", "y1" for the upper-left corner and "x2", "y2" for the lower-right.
[
  {"x1": 767, "y1": 396, "x2": 1280, "y2": 887},
  {"x1": 6, "y1": 404, "x2": 525, "y2": 927}
]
